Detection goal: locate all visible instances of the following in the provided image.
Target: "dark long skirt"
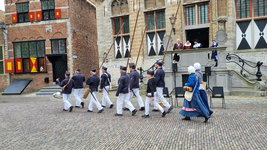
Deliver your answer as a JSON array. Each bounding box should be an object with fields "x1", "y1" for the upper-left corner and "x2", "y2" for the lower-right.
[
  {"x1": 179, "y1": 93, "x2": 210, "y2": 118},
  {"x1": 199, "y1": 90, "x2": 211, "y2": 113}
]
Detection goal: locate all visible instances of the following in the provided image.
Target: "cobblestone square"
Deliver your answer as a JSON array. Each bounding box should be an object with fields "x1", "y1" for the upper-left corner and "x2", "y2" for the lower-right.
[{"x1": 1, "y1": 92, "x2": 267, "y2": 149}]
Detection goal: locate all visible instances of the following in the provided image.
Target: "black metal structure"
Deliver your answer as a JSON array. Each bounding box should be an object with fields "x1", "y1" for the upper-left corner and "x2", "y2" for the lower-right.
[
  {"x1": 226, "y1": 53, "x2": 263, "y2": 81},
  {"x1": 2, "y1": 80, "x2": 32, "y2": 95}
]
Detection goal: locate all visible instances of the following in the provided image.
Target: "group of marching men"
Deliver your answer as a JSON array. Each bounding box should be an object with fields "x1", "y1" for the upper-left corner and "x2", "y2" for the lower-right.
[
  {"x1": 57, "y1": 60, "x2": 213, "y2": 122},
  {"x1": 56, "y1": 61, "x2": 173, "y2": 118}
]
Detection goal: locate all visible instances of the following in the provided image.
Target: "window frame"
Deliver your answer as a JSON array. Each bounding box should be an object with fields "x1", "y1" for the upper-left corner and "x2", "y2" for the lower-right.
[
  {"x1": 50, "y1": 38, "x2": 67, "y2": 54},
  {"x1": 41, "y1": 0, "x2": 55, "y2": 21},
  {"x1": 16, "y1": 2, "x2": 29, "y2": 23},
  {"x1": 197, "y1": 3, "x2": 209, "y2": 24},
  {"x1": 253, "y1": 0, "x2": 267, "y2": 17},
  {"x1": 146, "y1": 12, "x2": 156, "y2": 31},
  {"x1": 185, "y1": 5, "x2": 196, "y2": 26},
  {"x1": 12, "y1": 40, "x2": 46, "y2": 74},
  {"x1": 156, "y1": 11, "x2": 166, "y2": 30},
  {"x1": 0, "y1": 45, "x2": 4, "y2": 75},
  {"x1": 235, "y1": 0, "x2": 252, "y2": 19},
  {"x1": 121, "y1": 16, "x2": 130, "y2": 34}
]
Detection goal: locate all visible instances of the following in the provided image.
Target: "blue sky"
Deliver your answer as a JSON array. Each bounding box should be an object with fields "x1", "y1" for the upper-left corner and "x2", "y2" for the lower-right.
[{"x1": 0, "y1": 0, "x2": 5, "y2": 12}]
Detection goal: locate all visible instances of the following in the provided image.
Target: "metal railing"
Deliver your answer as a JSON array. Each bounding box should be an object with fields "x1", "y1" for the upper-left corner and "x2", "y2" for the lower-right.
[{"x1": 226, "y1": 53, "x2": 263, "y2": 81}]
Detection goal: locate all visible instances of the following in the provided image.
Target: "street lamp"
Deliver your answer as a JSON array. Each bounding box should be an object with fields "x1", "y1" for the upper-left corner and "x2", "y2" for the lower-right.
[{"x1": 169, "y1": 14, "x2": 176, "y2": 35}]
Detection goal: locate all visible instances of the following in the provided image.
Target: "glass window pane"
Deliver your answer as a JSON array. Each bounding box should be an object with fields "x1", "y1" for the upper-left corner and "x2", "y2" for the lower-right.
[
  {"x1": 49, "y1": 0, "x2": 55, "y2": 9},
  {"x1": 17, "y1": 4, "x2": 23, "y2": 13},
  {"x1": 42, "y1": 1, "x2": 48, "y2": 10},
  {"x1": 18, "y1": 13, "x2": 24, "y2": 23},
  {"x1": 186, "y1": 7, "x2": 195, "y2": 25},
  {"x1": 23, "y1": 59, "x2": 30, "y2": 72},
  {"x1": 50, "y1": 10, "x2": 55, "y2": 19},
  {"x1": 21, "y1": 42, "x2": 29, "y2": 58},
  {"x1": 39, "y1": 58, "x2": 45, "y2": 72},
  {"x1": 43, "y1": 11, "x2": 49, "y2": 20},
  {"x1": 157, "y1": 12, "x2": 165, "y2": 29},
  {"x1": 29, "y1": 42, "x2": 37, "y2": 57},
  {"x1": 59, "y1": 40, "x2": 66, "y2": 53},
  {"x1": 147, "y1": 13, "x2": 155, "y2": 30},
  {"x1": 23, "y1": 3, "x2": 29, "y2": 12},
  {"x1": 52, "y1": 40, "x2": 59, "y2": 53},
  {"x1": 37, "y1": 41, "x2": 45, "y2": 57},
  {"x1": 114, "y1": 19, "x2": 120, "y2": 34},
  {"x1": 0, "y1": 46, "x2": 3, "y2": 60},
  {"x1": 0, "y1": 62, "x2": 3, "y2": 74},
  {"x1": 14, "y1": 43, "x2": 21, "y2": 58},
  {"x1": 24, "y1": 13, "x2": 29, "y2": 22},
  {"x1": 123, "y1": 18, "x2": 129, "y2": 34}
]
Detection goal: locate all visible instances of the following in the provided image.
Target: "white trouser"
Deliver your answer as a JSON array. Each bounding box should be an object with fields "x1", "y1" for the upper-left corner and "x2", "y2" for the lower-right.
[
  {"x1": 74, "y1": 88, "x2": 83, "y2": 106},
  {"x1": 117, "y1": 93, "x2": 135, "y2": 114},
  {"x1": 154, "y1": 87, "x2": 171, "y2": 109},
  {"x1": 88, "y1": 91, "x2": 103, "y2": 111},
  {"x1": 145, "y1": 92, "x2": 164, "y2": 115},
  {"x1": 128, "y1": 88, "x2": 144, "y2": 108},
  {"x1": 102, "y1": 86, "x2": 113, "y2": 106},
  {"x1": 63, "y1": 94, "x2": 72, "y2": 110}
]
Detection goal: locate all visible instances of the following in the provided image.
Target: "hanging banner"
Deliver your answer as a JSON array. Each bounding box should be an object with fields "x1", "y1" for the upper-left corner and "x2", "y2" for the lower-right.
[
  {"x1": 30, "y1": 57, "x2": 38, "y2": 72},
  {"x1": 15, "y1": 58, "x2": 23, "y2": 73},
  {"x1": 5, "y1": 59, "x2": 14, "y2": 73}
]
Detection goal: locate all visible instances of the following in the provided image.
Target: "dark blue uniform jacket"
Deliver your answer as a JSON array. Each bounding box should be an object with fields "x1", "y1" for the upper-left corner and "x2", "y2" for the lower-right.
[
  {"x1": 154, "y1": 68, "x2": 165, "y2": 87},
  {"x1": 129, "y1": 70, "x2": 139, "y2": 90},
  {"x1": 116, "y1": 72, "x2": 129, "y2": 96},
  {"x1": 100, "y1": 72, "x2": 111, "y2": 89},
  {"x1": 57, "y1": 77, "x2": 74, "y2": 94},
  {"x1": 86, "y1": 74, "x2": 100, "y2": 92},
  {"x1": 147, "y1": 78, "x2": 156, "y2": 97},
  {"x1": 72, "y1": 72, "x2": 85, "y2": 89}
]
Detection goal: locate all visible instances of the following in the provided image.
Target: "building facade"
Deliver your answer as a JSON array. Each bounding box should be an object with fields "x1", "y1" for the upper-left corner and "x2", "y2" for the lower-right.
[
  {"x1": 95, "y1": 0, "x2": 267, "y2": 84},
  {"x1": 2, "y1": 0, "x2": 98, "y2": 92}
]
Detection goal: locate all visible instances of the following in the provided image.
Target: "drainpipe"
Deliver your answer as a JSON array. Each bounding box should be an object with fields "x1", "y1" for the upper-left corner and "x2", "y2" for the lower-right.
[{"x1": 1, "y1": 25, "x2": 11, "y2": 85}]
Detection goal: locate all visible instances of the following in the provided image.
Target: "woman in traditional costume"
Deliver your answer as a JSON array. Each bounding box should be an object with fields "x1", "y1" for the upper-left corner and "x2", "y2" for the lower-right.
[
  {"x1": 194, "y1": 63, "x2": 213, "y2": 115},
  {"x1": 179, "y1": 66, "x2": 210, "y2": 123}
]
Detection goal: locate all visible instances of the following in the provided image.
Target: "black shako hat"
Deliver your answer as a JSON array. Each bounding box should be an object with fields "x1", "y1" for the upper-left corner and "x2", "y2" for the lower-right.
[
  {"x1": 147, "y1": 70, "x2": 154, "y2": 76},
  {"x1": 102, "y1": 66, "x2": 107, "y2": 70},
  {"x1": 120, "y1": 66, "x2": 126, "y2": 71}
]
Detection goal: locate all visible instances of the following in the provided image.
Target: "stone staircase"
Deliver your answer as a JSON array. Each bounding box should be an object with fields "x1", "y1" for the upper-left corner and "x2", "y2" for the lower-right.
[{"x1": 36, "y1": 85, "x2": 62, "y2": 95}]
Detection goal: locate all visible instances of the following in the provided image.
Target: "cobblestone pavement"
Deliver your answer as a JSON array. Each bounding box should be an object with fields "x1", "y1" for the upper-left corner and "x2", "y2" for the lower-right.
[{"x1": 0, "y1": 92, "x2": 267, "y2": 149}]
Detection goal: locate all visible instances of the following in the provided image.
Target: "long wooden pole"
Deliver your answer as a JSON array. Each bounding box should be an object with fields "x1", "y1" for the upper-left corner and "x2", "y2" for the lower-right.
[
  {"x1": 126, "y1": 10, "x2": 140, "y2": 72},
  {"x1": 162, "y1": 0, "x2": 181, "y2": 64},
  {"x1": 97, "y1": 22, "x2": 125, "y2": 74},
  {"x1": 135, "y1": 23, "x2": 148, "y2": 67}
]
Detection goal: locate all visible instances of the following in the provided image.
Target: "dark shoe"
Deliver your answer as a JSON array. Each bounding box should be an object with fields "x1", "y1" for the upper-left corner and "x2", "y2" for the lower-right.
[
  {"x1": 98, "y1": 109, "x2": 104, "y2": 113},
  {"x1": 69, "y1": 106, "x2": 73, "y2": 112},
  {"x1": 87, "y1": 110, "x2": 93, "y2": 112},
  {"x1": 109, "y1": 104, "x2": 114, "y2": 109},
  {"x1": 102, "y1": 105, "x2": 106, "y2": 108},
  {"x1": 75, "y1": 106, "x2": 80, "y2": 108},
  {"x1": 204, "y1": 117, "x2": 209, "y2": 123},
  {"x1": 152, "y1": 109, "x2": 159, "y2": 112},
  {"x1": 142, "y1": 114, "x2": 149, "y2": 118},
  {"x1": 139, "y1": 107, "x2": 145, "y2": 111},
  {"x1": 162, "y1": 111, "x2": 167, "y2": 117},
  {"x1": 132, "y1": 109, "x2": 137, "y2": 116},
  {"x1": 123, "y1": 107, "x2": 130, "y2": 111},
  {"x1": 115, "y1": 113, "x2": 123, "y2": 116},
  {"x1": 81, "y1": 102, "x2": 84, "y2": 108},
  {"x1": 182, "y1": 117, "x2": 191, "y2": 121},
  {"x1": 167, "y1": 106, "x2": 173, "y2": 113},
  {"x1": 63, "y1": 109, "x2": 68, "y2": 111},
  {"x1": 210, "y1": 110, "x2": 213, "y2": 116}
]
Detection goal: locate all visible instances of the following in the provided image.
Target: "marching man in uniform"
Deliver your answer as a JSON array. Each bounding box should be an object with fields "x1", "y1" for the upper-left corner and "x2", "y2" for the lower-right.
[
  {"x1": 153, "y1": 61, "x2": 173, "y2": 113},
  {"x1": 72, "y1": 69, "x2": 85, "y2": 108},
  {"x1": 86, "y1": 68, "x2": 104, "y2": 113},
  {"x1": 100, "y1": 66, "x2": 114, "y2": 108},
  {"x1": 56, "y1": 71, "x2": 74, "y2": 112},
  {"x1": 123, "y1": 64, "x2": 145, "y2": 111},
  {"x1": 142, "y1": 70, "x2": 167, "y2": 118},
  {"x1": 115, "y1": 66, "x2": 137, "y2": 116}
]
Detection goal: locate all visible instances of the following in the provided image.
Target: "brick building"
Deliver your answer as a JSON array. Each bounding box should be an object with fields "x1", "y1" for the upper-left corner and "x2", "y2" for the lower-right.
[
  {"x1": 2, "y1": 0, "x2": 98, "y2": 92},
  {"x1": 95, "y1": 0, "x2": 267, "y2": 84}
]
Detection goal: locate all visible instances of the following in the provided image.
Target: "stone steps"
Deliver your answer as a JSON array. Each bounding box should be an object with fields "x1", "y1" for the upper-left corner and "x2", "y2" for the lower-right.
[{"x1": 36, "y1": 85, "x2": 61, "y2": 95}]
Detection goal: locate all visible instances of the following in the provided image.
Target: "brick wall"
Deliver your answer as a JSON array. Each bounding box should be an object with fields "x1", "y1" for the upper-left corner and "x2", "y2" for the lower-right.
[{"x1": 69, "y1": 0, "x2": 99, "y2": 78}]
